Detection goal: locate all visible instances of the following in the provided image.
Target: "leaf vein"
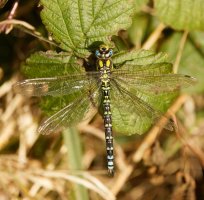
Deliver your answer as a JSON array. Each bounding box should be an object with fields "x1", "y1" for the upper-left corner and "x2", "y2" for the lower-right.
[{"x1": 56, "y1": 0, "x2": 75, "y2": 48}]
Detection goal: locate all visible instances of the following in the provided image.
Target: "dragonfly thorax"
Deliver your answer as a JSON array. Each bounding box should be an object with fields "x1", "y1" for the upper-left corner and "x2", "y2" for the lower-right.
[{"x1": 97, "y1": 59, "x2": 112, "y2": 84}]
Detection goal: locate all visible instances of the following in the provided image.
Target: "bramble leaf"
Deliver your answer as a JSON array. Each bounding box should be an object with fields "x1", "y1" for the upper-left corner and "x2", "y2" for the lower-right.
[
  {"x1": 111, "y1": 50, "x2": 178, "y2": 135},
  {"x1": 23, "y1": 51, "x2": 84, "y2": 78},
  {"x1": 154, "y1": 0, "x2": 204, "y2": 31},
  {"x1": 23, "y1": 51, "x2": 85, "y2": 116},
  {"x1": 40, "y1": 0, "x2": 134, "y2": 56},
  {"x1": 19, "y1": 1, "x2": 194, "y2": 136}
]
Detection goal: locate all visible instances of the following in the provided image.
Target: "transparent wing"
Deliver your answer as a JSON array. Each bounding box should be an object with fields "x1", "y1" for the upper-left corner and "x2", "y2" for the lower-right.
[
  {"x1": 111, "y1": 71, "x2": 196, "y2": 93},
  {"x1": 13, "y1": 72, "x2": 100, "y2": 97},
  {"x1": 112, "y1": 63, "x2": 173, "y2": 75},
  {"x1": 38, "y1": 85, "x2": 100, "y2": 135},
  {"x1": 110, "y1": 80, "x2": 175, "y2": 135}
]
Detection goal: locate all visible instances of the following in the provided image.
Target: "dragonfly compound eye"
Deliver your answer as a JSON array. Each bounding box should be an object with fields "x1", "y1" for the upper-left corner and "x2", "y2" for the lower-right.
[
  {"x1": 109, "y1": 49, "x2": 113, "y2": 56},
  {"x1": 105, "y1": 49, "x2": 113, "y2": 58},
  {"x1": 95, "y1": 50, "x2": 101, "y2": 57}
]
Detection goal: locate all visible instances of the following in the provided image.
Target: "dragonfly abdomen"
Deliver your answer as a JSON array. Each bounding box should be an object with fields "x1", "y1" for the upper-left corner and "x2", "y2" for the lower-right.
[{"x1": 102, "y1": 85, "x2": 114, "y2": 176}]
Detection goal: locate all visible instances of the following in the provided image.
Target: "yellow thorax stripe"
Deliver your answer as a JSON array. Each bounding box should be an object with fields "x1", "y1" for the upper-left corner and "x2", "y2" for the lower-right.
[
  {"x1": 98, "y1": 59, "x2": 111, "y2": 68},
  {"x1": 106, "y1": 59, "x2": 111, "y2": 67},
  {"x1": 99, "y1": 60, "x2": 103, "y2": 68}
]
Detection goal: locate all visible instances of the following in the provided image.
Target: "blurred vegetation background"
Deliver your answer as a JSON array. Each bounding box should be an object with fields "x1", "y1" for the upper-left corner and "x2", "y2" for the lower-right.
[{"x1": 0, "y1": 0, "x2": 204, "y2": 199}]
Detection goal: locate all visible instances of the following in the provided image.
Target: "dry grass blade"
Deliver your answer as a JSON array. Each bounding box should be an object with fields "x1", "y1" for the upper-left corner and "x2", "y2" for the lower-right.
[
  {"x1": 31, "y1": 170, "x2": 116, "y2": 200},
  {"x1": 0, "y1": 19, "x2": 57, "y2": 46},
  {"x1": 142, "y1": 23, "x2": 166, "y2": 50}
]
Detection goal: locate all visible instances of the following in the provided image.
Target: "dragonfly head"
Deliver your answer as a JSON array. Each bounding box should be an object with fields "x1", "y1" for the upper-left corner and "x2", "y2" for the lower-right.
[{"x1": 95, "y1": 45, "x2": 113, "y2": 59}]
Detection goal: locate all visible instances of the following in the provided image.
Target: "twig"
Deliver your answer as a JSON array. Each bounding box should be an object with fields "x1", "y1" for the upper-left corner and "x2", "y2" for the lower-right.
[
  {"x1": 141, "y1": 5, "x2": 155, "y2": 15},
  {"x1": 0, "y1": 19, "x2": 35, "y2": 31},
  {"x1": 133, "y1": 94, "x2": 189, "y2": 163},
  {"x1": 111, "y1": 164, "x2": 133, "y2": 195},
  {"x1": 176, "y1": 120, "x2": 204, "y2": 168},
  {"x1": 142, "y1": 23, "x2": 166, "y2": 50},
  {"x1": 8, "y1": 0, "x2": 19, "y2": 20},
  {"x1": 0, "y1": 19, "x2": 58, "y2": 46},
  {"x1": 0, "y1": 0, "x2": 19, "y2": 33}
]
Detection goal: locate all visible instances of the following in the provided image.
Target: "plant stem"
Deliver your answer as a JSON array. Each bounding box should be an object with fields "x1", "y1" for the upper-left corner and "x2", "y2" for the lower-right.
[
  {"x1": 63, "y1": 128, "x2": 89, "y2": 200},
  {"x1": 142, "y1": 23, "x2": 166, "y2": 50}
]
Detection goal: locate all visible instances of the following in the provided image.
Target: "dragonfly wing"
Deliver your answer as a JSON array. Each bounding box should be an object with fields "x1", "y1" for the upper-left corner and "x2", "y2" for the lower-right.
[
  {"x1": 38, "y1": 86, "x2": 100, "y2": 135},
  {"x1": 111, "y1": 72, "x2": 196, "y2": 93},
  {"x1": 13, "y1": 73, "x2": 100, "y2": 97},
  {"x1": 112, "y1": 63, "x2": 173, "y2": 75},
  {"x1": 110, "y1": 80, "x2": 175, "y2": 135}
]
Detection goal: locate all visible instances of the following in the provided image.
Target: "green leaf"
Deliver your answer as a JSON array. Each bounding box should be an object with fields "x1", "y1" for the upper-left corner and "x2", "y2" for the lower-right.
[
  {"x1": 128, "y1": 13, "x2": 149, "y2": 47},
  {"x1": 40, "y1": 0, "x2": 134, "y2": 56},
  {"x1": 111, "y1": 35, "x2": 129, "y2": 51},
  {"x1": 23, "y1": 51, "x2": 84, "y2": 78},
  {"x1": 154, "y1": 0, "x2": 204, "y2": 31},
  {"x1": 22, "y1": 51, "x2": 85, "y2": 116},
  {"x1": 111, "y1": 49, "x2": 178, "y2": 135},
  {"x1": 160, "y1": 32, "x2": 204, "y2": 93},
  {"x1": 113, "y1": 49, "x2": 170, "y2": 66},
  {"x1": 111, "y1": 88, "x2": 177, "y2": 135}
]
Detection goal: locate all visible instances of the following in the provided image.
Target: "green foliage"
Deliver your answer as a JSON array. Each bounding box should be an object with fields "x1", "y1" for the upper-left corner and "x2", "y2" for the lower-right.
[
  {"x1": 21, "y1": 0, "x2": 198, "y2": 136},
  {"x1": 112, "y1": 49, "x2": 169, "y2": 65},
  {"x1": 154, "y1": 0, "x2": 204, "y2": 30},
  {"x1": 161, "y1": 32, "x2": 204, "y2": 93},
  {"x1": 23, "y1": 51, "x2": 85, "y2": 116},
  {"x1": 23, "y1": 51, "x2": 84, "y2": 78},
  {"x1": 128, "y1": 13, "x2": 148, "y2": 47},
  {"x1": 23, "y1": 48, "x2": 178, "y2": 135},
  {"x1": 112, "y1": 50, "x2": 177, "y2": 134},
  {"x1": 40, "y1": 0, "x2": 134, "y2": 56}
]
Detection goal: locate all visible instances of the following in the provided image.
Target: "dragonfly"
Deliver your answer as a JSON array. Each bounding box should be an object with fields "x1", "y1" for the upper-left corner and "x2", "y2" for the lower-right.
[{"x1": 13, "y1": 44, "x2": 196, "y2": 176}]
